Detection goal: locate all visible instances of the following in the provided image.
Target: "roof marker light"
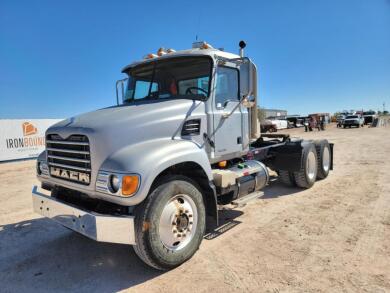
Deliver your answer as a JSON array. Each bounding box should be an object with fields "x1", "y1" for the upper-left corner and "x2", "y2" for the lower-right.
[
  {"x1": 143, "y1": 53, "x2": 158, "y2": 59},
  {"x1": 192, "y1": 41, "x2": 213, "y2": 50},
  {"x1": 157, "y1": 47, "x2": 166, "y2": 56}
]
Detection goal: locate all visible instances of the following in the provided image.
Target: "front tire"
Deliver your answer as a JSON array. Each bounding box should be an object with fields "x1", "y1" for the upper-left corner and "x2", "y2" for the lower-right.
[{"x1": 133, "y1": 176, "x2": 206, "y2": 270}]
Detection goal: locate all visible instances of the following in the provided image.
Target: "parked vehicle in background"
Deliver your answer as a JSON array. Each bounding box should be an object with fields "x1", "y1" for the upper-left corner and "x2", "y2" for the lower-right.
[
  {"x1": 336, "y1": 114, "x2": 346, "y2": 128},
  {"x1": 308, "y1": 113, "x2": 329, "y2": 131},
  {"x1": 267, "y1": 116, "x2": 288, "y2": 130},
  {"x1": 32, "y1": 41, "x2": 334, "y2": 270},
  {"x1": 286, "y1": 115, "x2": 305, "y2": 128},
  {"x1": 343, "y1": 115, "x2": 364, "y2": 128},
  {"x1": 260, "y1": 120, "x2": 277, "y2": 133},
  {"x1": 302, "y1": 116, "x2": 309, "y2": 131},
  {"x1": 363, "y1": 111, "x2": 377, "y2": 125},
  {"x1": 310, "y1": 116, "x2": 320, "y2": 131}
]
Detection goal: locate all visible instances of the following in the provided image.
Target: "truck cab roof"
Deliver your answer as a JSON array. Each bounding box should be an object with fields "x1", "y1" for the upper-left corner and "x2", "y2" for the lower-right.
[{"x1": 121, "y1": 47, "x2": 241, "y2": 73}]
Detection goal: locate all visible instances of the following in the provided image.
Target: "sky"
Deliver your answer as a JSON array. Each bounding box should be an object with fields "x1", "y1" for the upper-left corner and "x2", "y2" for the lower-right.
[{"x1": 0, "y1": 0, "x2": 389, "y2": 118}]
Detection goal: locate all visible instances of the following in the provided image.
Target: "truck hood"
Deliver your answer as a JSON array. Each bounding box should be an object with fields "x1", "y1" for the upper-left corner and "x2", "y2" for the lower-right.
[
  {"x1": 48, "y1": 99, "x2": 202, "y2": 139},
  {"x1": 46, "y1": 99, "x2": 204, "y2": 189},
  {"x1": 51, "y1": 99, "x2": 197, "y2": 132}
]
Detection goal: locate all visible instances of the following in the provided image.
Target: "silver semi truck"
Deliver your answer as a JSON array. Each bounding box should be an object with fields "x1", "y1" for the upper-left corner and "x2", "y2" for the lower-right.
[{"x1": 33, "y1": 41, "x2": 333, "y2": 270}]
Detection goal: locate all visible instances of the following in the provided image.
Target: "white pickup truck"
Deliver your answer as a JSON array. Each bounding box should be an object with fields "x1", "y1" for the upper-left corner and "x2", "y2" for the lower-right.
[
  {"x1": 267, "y1": 117, "x2": 289, "y2": 129},
  {"x1": 343, "y1": 115, "x2": 364, "y2": 128}
]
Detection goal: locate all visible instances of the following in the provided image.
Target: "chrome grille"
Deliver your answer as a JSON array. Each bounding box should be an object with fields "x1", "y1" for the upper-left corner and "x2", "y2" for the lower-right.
[{"x1": 46, "y1": 134, "x2": 91, "y2": 185}]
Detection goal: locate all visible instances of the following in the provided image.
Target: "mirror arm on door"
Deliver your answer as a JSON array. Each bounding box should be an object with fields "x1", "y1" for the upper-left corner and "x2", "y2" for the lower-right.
[{"x1": 221, "y1": 93, "x2": 253, "y2": 119}]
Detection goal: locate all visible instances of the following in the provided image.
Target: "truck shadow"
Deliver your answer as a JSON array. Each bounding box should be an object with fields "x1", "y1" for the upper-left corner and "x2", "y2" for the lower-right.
[
  {"x1": 261, "y1": 175, "x2": 304, "y2": 199},
  {"x1": 0, "y1": 177, "x2": 299, "y2": 292},
  {"x1": 0, "y1": 218, "x2": 161, "y2": 292},
  {"x1": 0, "y1": 210, "x2": 243, "y2": 292},
  {"x1": 204, "y1": 209, "x2": 243, "y2": 240}
]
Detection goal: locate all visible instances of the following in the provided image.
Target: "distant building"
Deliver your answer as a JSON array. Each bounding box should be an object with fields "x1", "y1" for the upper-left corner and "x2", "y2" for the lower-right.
[{"x1": 264, "y1": 108, "x2": 287, "y2": 119}]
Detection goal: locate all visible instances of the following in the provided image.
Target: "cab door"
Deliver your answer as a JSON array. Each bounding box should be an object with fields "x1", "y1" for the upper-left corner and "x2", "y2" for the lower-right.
[{"x1": 212, "y1": 65, "x2": 246, "y2": 159}]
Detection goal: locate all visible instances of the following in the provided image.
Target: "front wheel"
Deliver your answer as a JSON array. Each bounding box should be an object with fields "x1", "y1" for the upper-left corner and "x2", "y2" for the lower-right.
[{"x1": 133, "y1": 176, "x2": 206, "y2": 270}]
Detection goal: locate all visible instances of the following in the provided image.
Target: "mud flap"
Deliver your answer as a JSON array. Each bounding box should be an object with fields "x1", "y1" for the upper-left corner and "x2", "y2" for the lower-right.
[
  {"x1": 329, "y1": 143, "x2": 334, "y2": 170},
  {"x1": 269, "y1": 142, "x2": 303, "y2": 172}
]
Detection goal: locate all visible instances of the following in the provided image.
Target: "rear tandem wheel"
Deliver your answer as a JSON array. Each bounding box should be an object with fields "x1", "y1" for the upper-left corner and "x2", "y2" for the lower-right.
[{"x1": 278, "y1": 142, "x2": 318, "y2": 189}]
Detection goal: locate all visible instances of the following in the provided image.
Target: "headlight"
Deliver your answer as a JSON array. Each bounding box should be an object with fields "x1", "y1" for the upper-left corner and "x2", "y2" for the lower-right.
[
  {"x1": 37, "y1": 161, "x2": 49, "y2": 176},
  {"x1": 96, "y1": 171, "x2": 140, "y2": 197},
  {"x1": 109, "y1": 174, "x2": 120, "y2": 193}
]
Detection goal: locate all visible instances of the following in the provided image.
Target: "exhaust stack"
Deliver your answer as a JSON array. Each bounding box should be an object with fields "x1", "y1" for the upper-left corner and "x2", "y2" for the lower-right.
[{"x1": 239, "y1": 40, "x2": 246, "y2": 57}]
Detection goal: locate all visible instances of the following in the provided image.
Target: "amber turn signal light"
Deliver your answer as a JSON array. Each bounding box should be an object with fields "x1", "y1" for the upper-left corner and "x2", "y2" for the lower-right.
[
  {"x1": 218, "y1": 161, "x2": 227, "y2": 168},
  {"x1": 122, "y1": 175, "x2": 139, "y2": 196}
]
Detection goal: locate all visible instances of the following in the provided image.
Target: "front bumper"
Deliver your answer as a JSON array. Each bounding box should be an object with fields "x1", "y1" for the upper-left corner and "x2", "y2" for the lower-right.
[
  {"x1": 343, "y1": 121, "x2": 359, "y2": 125},
  {"x1": 32, "y1": 186, "x2": 136, "y2": 245}
]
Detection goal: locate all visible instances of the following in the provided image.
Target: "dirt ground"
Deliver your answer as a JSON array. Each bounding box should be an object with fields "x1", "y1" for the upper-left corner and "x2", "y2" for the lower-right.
[{"x1": 1, "y1": 124, "x2": 389, "y2": 292}]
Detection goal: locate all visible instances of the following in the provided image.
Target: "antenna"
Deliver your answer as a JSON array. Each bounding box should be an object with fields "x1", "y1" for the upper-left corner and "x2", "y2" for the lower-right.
[{"x1": 195, "y1": 8, "x2": 202, "y2": 43}]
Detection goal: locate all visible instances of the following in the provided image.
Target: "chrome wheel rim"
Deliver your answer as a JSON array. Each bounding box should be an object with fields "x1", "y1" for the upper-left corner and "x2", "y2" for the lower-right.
[
  {"x1": 159, "y1": 194, "x2": 197, "y2": 251},
  {"x1": 307, "y1": 151, "x2": 316, "y2": 180},
  {"x1": 322, "y1": 146, "x2": 330, "y2": 172}
]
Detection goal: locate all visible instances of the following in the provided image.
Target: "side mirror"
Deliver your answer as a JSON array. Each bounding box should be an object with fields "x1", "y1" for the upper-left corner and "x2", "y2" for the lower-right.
[
  {"x1": 116, "y1": 78, "x2": 128, "y2": 105},
  {"x1": 239, "y1": 57, "x2": 252, "y2": 97},
  {"x1": 241, "y1": 95, "x2": 255, "y2": 108}
]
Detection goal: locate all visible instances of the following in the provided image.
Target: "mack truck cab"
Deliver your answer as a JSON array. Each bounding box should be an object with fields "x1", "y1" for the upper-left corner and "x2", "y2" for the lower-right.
[{"x1": 33, "y1": 41, "x2": 333, "y2": 270}]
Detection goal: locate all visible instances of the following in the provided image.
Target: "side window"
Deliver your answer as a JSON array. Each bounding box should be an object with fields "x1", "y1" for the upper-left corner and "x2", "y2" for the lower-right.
[
  {"x1": 215, "y1": 67, "x2": 239, "y2": 107},
  {"x1": 133, "y1": 80, "x2": 158, "y2": 100}
]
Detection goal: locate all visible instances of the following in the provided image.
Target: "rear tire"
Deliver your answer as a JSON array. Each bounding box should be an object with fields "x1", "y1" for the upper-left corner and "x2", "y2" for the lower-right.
[
  {"x1": 293, "y1": 143, "x2": 318, "y2": 188},
  {"x1": 133, "y1": 176, "x2": 206, "y2": 270},
  {"x1": 314, "y1": 140, "x2": 331, "y2": 179},
  {"x1": 278, "y1": 170, "x2": 296, "y2": 186}
]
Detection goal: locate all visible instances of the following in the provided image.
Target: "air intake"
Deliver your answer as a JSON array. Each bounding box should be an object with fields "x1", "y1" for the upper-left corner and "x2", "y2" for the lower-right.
[{"x1": 181, "y1": 119, "x2": 201, "y2": 136}]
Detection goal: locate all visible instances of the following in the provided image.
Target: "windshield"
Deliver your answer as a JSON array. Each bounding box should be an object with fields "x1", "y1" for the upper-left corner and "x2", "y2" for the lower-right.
[
  {"x1": 120, "y1": 56, "x2": 212, "y2": 103},
  {"x1": 346, "y1": 115, "x2": 358, "y2": 119}
]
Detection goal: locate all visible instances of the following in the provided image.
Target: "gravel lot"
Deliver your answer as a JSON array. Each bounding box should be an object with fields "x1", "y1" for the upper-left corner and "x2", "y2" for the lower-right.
[{"x1": 1, "y1": 124, "x2": 389, "y2": 292}]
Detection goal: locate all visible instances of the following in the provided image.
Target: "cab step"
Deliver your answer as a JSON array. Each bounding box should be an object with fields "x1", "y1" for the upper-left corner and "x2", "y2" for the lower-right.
[{"x1": 231, "y1": 190, "x2": 264, "y2": 207}]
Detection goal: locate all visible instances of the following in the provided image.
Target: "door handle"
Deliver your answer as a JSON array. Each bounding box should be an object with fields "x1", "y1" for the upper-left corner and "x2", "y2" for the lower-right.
[{"x1": 221, "y1": 111, "x2": 231, "y2": 119}]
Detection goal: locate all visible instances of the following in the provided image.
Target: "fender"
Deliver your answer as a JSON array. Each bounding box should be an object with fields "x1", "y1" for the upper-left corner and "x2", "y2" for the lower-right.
[{"x1": 99, "y1": 138, "x2": 213, "y2": 206}]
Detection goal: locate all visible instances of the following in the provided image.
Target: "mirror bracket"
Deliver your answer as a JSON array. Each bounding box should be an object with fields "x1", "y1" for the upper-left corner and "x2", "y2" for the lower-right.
[
  {"x1": 242, "y1": 95, "x2": 256, "y2": 108},
  {"x1": 221, "y1": 94, "x2": 253, "y2": 119}
]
